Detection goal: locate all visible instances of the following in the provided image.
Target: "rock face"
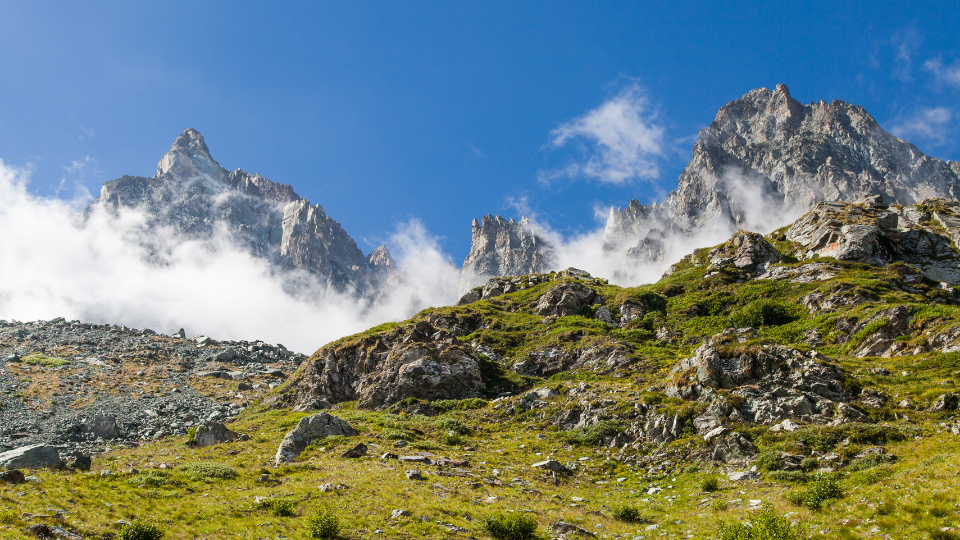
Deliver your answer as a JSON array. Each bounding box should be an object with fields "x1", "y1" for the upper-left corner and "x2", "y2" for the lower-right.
[
  {"x1": 533, "y1": 283, "x2": 597, "y2": 318},
  {"x1": 274, "y1": 316, "x2": 490, "y2": 411},
  {"x1": 0, "y1": 444, "x2": 63, "y2": 469},
  {"x1": 462, "y1": 84, "x2": 960, "y2": 283},
  {"x1": 458, "y1": 215, "x2": 555, "y2": 294},
  {"x1": 274, "y1": 412, "x2": 358, "y2": 465},
  {"x1": 85, "y1": 128, "x2": 394, "y2": 293},
  {"x1": 666, "y1": 333, "x2": 850, "y2": 426},
  {"x1": 782, "y1": 198, "x2": 960, "y2": 283}
]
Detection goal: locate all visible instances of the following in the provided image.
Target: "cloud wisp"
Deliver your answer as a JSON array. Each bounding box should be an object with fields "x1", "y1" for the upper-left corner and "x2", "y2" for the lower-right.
[
  {"x1": 0, "y1": 161, "x2": 459, "y2": 354},
  {"x1": 924, "y1": 57, "x2": 960, "y2": 90},
  {"x1": 540, "y1": 84, "x2": 666, "y2": 186},
  {"x1": 890, "y1": 106, "x2": 953, "y2": 146}
]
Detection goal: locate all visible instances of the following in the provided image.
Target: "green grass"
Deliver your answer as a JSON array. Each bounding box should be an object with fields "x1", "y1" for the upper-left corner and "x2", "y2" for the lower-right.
[
  {"x1": 480, "y1": 512, "x2": 539, "y2": 540},
  {"x1": 19, "y1": 353, "x2": 69, "y2": 367}
]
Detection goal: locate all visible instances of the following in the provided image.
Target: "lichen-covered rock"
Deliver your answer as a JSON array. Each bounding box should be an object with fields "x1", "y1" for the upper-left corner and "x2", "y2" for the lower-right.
[
  {"x1": 274, "y1": 413, "x2": 358, "y2": 465},
  {"x1": 272, "y1": 315, "x2": 491, "y2": 411},
  {"x1": 194, "y1": 422, "x2": 238, "y2": 448},
  {"x1": 707, "y1": 230, "x2": 781, "y2": 274},
  {"x1": 533, "y1": 283, "x2": 596, "y2": 318},
  {"x1": 709, "y1": 432, "x2": 758, "y2": 464}
]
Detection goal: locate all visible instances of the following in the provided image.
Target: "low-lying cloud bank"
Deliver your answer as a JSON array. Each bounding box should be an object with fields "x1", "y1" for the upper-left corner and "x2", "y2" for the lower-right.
[{"x1": 0, "y1": 161, "x2": 459, "y2": 353}]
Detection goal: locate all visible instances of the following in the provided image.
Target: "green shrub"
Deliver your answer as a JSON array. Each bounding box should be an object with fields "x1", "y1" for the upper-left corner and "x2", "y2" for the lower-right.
[
  {"x1": 127, "y1": 470, "x2": 170, "y2": 487},
  {"x1": 117, "y1": 520, "x2": 164, "y2": 540},
  {"x1": 716, "y1": 506, "x2": 805, "y2": 540},
  {"x1": 259, "y1": 498, "x2": 297, "y2": 517},
  {"x1": 700, "y1": 475, "x2": 720, "y2": 492},
  {"x1": 444, "y1": 433, "x2": 465, "y2": 446},
  {"x1": 799, "y1": 458, "x2": 818, "y2": 472},
  {"x1": 711, "y1": 500, "x2": 729, "y2": 512},
  {"x1": 729, "y1": 300, "x2": 799, "y2": 328},
  {"x1": 480, "y1": 512, "x2": 539, "y2": 540},
  {"x1": 307, "y1": 509, "x2": 341, "y2": 539},
  {"x1": 434, "y1": 417, "x2": 471, "y2": 435},
  {"x1": 767, "y1": 470, "x2": 810, "y2": 483},
  {"x1": 929, "y1": 530, "x2": 960, "y2": 540},
  {"x1": 611, "y1": 505, "x2": 646, "y2": 523},
  {"x1": 175, "y1": 462, "x2": 238, "y2": 481},
  {"x1": 432, "y1": 398, "x2": 488, "y2": 412},
  {"x1": 20, "y1": 353, "x2": 69, "y2": 367},
  {"x1": 559, "y1": 420, "x2": 624, "y2": 446},
  {"x1": 756, "y1": 450, "x2": 783, "y2": 472},
  {"x1": 848, "y1": 453, "x2": 896, "y2": 472},
  {"x1": 785, "y1": 473, "x2": 843, "y2": 510}
]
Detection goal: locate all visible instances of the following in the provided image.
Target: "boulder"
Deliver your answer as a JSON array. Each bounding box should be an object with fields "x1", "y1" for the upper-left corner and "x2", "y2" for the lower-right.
[
  {"x1": 87, "y1": 414, "x2": 120, "y2": 440},
  {"x1": 0, "y1": 444, "x2": 63, "y2": 470},
  {"x1": 928, "y1": 393, "x2": 959, "y2": 413},
  {"x1": 707, "y1": 230, "x2": 781, "y2": 274},
  {"x1": 65, "y1": 455, "x2": 92, "y2": 471},
  {"x1": 341, "y1": 443, "x2": 367, "y2": 458},
  {"x1": 0, "y1": 469, "x2": 26, "y2": 484},
  {"x1": 532, "y1": 460, "x2": 568, "y2": 473},
  {"x1": 274, "y1": 413, "x2": 358, "y2": 465},
  {"x1": 550, "y1": 521, "x2": 596, "y2": 538},
  {"x1": 727, "y1": 471, "x2": 760, "y2": 482},
  {"x1": 194, "y1": 422, "x2": 239, "y2": 448},
  {"x1": 533, "y1": 283, "x2": 596, "y2": 318},
  {"x1": 709, "y1": 432, "x2": 758, "y2": 464}
]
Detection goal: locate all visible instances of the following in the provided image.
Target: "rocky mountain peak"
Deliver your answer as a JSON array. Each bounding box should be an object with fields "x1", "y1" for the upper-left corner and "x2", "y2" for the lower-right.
[
  {"x1": 170, "y1": 128, "x2": 210, "y2": 155},
  {"x1": 459, "y1": 215, "x2": 555, "y2": 295},
  {"x1": 157, "y1": 128, "x2": 221, "y2": 178},
  {"x1": 368, "y1": 245, "x2": 397, "y2": 273}
]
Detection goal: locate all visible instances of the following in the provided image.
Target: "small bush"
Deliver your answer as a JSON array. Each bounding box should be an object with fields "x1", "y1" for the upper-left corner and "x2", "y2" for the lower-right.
[
  {"x1": 481, "y1": 512, "x2": 539, "y2": 540},
  {"x1": 799, "y1": 458, "x2": 818, "y2": 472},
  {"x1": 435, "y1": 417, "x2": 471, "y2": 435},
  {"x1": 848, "y1": 453, "x2": 896, "y2": 472},
  {"x1": 729, "y1": 300, "x2": 799, "y2": 328},
  {"x1": 785, "y1": 473, "x2": 843, "y2": 511},
  {"x1": 444, "y1": 433, "x2": 465, "y2": 446},
  {"x1": 711, "y1": 500, "x2": 729, "y2": 512},
  {"x1": 559, "y1": 420, "x2": 624, "y2": 446},
  {"x1": 701, "y1": 475, "x2": 720, "y2": 492},
  {"x1": 117, "y1": 520, "x2": 164, "y2": 540},
  {"x1": 128, "y1": 470, "x2": 170, "y2": 487},
  {"x1": 432, "y1": 398, "x2": 487, "y2": 412},
  {"x1": 307, "y1": 509, "x2": 340, "y2": 539},
  {"x1": 767, "y1": 470, "x2": 810, "y2": 483},
  {"x1": 717, "y1": 507, "x2": 805, "y2": 540},
  {"x1": 929, "y1": 531, "x2": 960, "y2": 540},
  {"x1": 175, "y1": 462, "x2": 238, "y2": 481},
  {"x1": 259, "y1": 498, "x2": 297, "y2": 517},
  {"x1": 611, "y1": 505, "x2": 646, "y2": 523},
  {"x1": 756, "y1": 450, "x2": 783, "y2": 472}
]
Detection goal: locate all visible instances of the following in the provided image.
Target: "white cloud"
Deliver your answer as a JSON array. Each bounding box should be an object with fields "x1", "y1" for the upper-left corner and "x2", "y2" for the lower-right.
[
  {"x1": 0, "y1": 161, "x2": 460, "y2": 354},
  {"x1": 891, "y1": 28, "x2": 920, "y2": 82},
  {"x1": 541, "y1": 84, "x2": 666, "y2": 185},
  {"x1": 890, "y1": 107, "x2": 953, "y2": 145},
  {"x1": 924, "y1": 57, "x2": 960, "y2": 89}
]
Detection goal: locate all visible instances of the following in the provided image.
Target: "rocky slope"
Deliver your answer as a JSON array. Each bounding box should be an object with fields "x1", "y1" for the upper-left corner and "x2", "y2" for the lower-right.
[
  {"x1": 0, "y1": 318, "x2": 304, "y2": 456},
  {"x1": 460, "y1": 84, "x2": 960, "y2": 284},
  {"x1": 84, "y1": 129, "x2": 395, "y2": 293}
]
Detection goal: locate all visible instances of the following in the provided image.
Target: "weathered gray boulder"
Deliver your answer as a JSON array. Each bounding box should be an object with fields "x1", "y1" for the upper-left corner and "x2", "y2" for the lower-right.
[
  {"x1": 534, "y1": 282, "x2": 596, "y2": 318},
  {"x1": 194, "y1": 422, "x2": 239, "y2": 447},
  {"x1": 86, "y1": 414, "x2": 119, "y2": 439},
  {"x1": 0, "y1": 444, "x2": 63, "y2": 470},
  {"x1": 341, "y1": 443, "x2": 367, "y2": 458},
  {"x1": 550, "y1": 521, "x2": 596, "y2": 538},
  {"x1": 928, "y1": 393, "x2": 959, "y2": 413},
  {"x1": 707, "y1": 230, "x2": 782, "y2": 274},
  {"x1": 274, "y1": 413, "x2": 358, "y2": 465},
  {"x1": 709, "y1": 432, "x2": 758, "y2": 464},
  {"x1": 532, "y1": 460, "x2": 568, "y2": 473},
  {"x1": 0, "y1": 469, "x2": 26, "y2": 484}
]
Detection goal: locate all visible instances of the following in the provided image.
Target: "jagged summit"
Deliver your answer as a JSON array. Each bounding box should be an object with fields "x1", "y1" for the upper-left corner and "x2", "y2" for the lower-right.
[
  {"x1": 458, "y1": 214, "x2": 555, "y2": 294},
  {"x1": 85, "y1": 129, "x2": 381, "y2": 293},
  {"x1": 462, "y1": 84, "x2": 960, "y2": 286}
]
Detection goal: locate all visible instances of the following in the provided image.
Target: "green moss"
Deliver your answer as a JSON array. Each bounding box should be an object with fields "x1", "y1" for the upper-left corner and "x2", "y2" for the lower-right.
[{"x1": 20, "y1": 353, "x2": 69, "y2": 367}]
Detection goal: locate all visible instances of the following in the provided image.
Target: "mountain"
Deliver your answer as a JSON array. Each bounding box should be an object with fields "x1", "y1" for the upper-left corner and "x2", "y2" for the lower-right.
[
  {"x1": 84, "y1": 129, "x2": 394, "y2": 293},
  {"x1": 459, "y1": 84, "x2": 960, "y2": 286},
  {"x1": 457, "y1": 215, "x2": 555, "y2": 295}
]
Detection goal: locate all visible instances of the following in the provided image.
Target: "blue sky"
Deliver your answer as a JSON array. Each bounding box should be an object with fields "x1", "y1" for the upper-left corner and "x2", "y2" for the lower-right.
[{"x1": 1, "y1": 1, "x2": 959, "y2": 264}]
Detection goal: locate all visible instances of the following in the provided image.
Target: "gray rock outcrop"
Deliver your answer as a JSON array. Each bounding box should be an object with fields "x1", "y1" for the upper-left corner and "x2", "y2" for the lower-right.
[
  {"x1": 274, "y1": 412, "x2": 358, "y2": 465},
  {"x1": 533, "y1": 282, "x2": 597, "y2": 318},
  {"x1": 0, "y1": 444, "x2": 63, "y2": 470},
  {"x1": 84, "y1": 128, "x2": 395, "y2": 294},
  {"x1": 193, "y1": 422, "x2": 238, "y2": 447}
]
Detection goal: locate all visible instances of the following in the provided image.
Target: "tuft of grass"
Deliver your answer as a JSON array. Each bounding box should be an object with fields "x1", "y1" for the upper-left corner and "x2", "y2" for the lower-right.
[
  {"x1": 481, "y1": 512, "x2": 539, "y2": 540},
  {"x1": 20, "y1": 353, "x2": 69, "y2": 367},
  {"x1": 612, "y1": 505, "x2": 647, "y2": 523},
  {"x1": 729, "y1": 300, "x2": 801, "y2": 328},
  {"x1": 117, "y1": 520, "x2": 164, "y2": 540},
  {"x1": 716, "y1": 506, "x2": 806, "y2": 540},
  {"x1": 785, "y1": 473, "x2": 843, "y2": 511},
  {"x1": 700, "y1": 475, "x2": 720, "y2": 492},
  {"x1": 848, "y1": 453, "x2": 896, "y2": 472},
  {"x1": 175, "y1": 462, "x2": 238, "y2": 481},
  {"x1": 307, "y1": 509, "x2": 341, "y2": 539},
  {"x1": 559, "y1": 420, "x2": 624, "y2": 446},
  {"x1": 259, "y1": 498, "x2": 297, "y2": 517}
]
